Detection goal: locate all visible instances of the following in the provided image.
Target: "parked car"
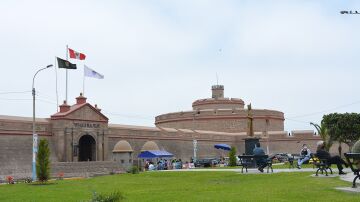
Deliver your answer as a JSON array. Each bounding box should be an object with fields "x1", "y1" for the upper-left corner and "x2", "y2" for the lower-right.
[
  {"x1": 272, "y1": 153, "x2": 290, "y2": 163},
  {"x1": 194, "y1": 158, "x2": 219, "y2": 167}
]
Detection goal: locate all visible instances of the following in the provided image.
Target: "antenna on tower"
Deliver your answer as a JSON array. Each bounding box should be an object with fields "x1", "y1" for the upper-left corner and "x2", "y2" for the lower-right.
[{"x1": 216, "y1": 73, "x2": 219, "y2": 85}]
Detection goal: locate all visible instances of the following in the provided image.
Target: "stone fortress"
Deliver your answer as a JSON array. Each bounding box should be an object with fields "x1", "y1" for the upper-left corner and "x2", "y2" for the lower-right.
[
  {"x1": 155, "y1": 85, "x2": 284, "y2": 133},
  {"x1": 0, "y1": 85, "x2": 329, "y2": 178}
]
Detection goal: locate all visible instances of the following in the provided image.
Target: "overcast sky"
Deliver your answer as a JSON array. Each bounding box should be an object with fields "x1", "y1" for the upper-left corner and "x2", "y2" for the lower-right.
[{"x1": 1, "y1": 0, "x2": 359, "y2": 132}]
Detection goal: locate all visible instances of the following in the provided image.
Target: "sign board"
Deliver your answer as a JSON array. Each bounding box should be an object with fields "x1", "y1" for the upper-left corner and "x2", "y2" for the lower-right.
[{"x1": 73, "y1": 122, "x2": 100, "y2": 128}]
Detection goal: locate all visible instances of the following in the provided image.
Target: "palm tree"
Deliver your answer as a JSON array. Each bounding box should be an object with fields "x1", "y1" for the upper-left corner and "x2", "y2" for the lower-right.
[{"x1": 310, "y1": 122, "x2": 333, "y2": 151}]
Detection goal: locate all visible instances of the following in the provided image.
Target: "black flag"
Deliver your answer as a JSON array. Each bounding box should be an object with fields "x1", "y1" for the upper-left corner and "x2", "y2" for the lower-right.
[{"x1": 57, "y1": 57, "x2": 77, "y2": 69}]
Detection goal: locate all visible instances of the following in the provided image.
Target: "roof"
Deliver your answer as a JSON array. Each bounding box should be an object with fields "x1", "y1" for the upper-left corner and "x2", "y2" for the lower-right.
[
  {"x1": 141, "y1": 141, "x2": 159, "y2": 151},
  {"x1": 51, "y1": 103, "x2": 108, "y2": 121},
  {"x1": 138, "y1": 150, "x2": 174, "y2": 158},
  {"x1": 113, "y1": 140, "x2": 133, "y2": 152}
]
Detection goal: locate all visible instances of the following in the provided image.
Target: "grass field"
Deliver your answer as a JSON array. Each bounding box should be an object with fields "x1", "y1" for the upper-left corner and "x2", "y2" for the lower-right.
[{"x1": 0, "y1": 171, "x2": 358, "y2": 202}]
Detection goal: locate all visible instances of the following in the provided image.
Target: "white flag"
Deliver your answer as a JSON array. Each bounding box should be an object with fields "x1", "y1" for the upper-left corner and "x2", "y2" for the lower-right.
[{"x1": 84, "y1": 65, "x2": 104, "y2": 79}]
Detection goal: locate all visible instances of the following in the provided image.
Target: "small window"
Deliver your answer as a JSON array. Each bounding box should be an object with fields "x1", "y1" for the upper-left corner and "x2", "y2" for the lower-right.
[{"x1": 121, "y1": 159, "x2": 124, "y2": 164}]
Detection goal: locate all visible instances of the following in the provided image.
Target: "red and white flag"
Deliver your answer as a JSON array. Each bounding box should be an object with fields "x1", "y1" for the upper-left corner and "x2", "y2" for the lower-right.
[{"x1": 68, "y1": 48, "x2": 86, "y2": 60}]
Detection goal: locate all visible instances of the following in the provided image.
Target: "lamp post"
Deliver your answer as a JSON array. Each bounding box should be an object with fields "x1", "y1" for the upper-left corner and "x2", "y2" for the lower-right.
[{"x1": 32, "y1": 64, "x2": 53, "y2": 181}]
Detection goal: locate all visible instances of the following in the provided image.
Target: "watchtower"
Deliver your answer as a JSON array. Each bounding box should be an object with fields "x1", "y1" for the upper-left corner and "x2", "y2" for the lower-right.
[{"x1": 211, "y1": 85, "x2": 224, "y2": 99}]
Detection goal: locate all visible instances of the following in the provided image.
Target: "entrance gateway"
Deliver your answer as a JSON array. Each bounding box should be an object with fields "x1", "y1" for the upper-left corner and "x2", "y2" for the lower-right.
[{"x1": 78, "y1": 134, "x2": 96, "y2": 161}]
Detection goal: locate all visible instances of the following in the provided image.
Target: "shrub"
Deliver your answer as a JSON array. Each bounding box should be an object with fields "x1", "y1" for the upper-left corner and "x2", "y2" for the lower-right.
[
  {"x1": 6, "y1": 176, "x2": 14, "y2": 184},
  {"x1": 128, "y1": 166, "x2": 139, "y2": 174},
  {"x1": 36, "y1": 138, "x2": 51, "y2": 183},
  {"x1": 228, "y1": 146, "x2": 237, "y2": 167},
  {"x1": 90, "y1": 191, "x2": 124, "y2": 202}
]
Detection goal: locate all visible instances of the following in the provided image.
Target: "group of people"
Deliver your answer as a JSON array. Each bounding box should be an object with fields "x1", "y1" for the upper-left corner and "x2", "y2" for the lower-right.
[
  {"x1": 253, "y1": 141, "x2": 348, "y2": 174},
  {"x1": 144, "y1": 159, "x2": 184, "y2": 171}
]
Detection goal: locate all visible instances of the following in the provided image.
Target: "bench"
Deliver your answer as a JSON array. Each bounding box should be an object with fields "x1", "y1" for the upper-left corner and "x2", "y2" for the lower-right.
[
  {"x1": 238, "y1": 155, "x2": 273, "y2": 173},
  {"x1": 344, "y1": 153, "x2": 360, "y2": 188},
  {"x1": 310, "y1": 154, "x2": 333, "y2": 176},
  {"x1": 287, "y1": 154, "x2": 304, "y2": 169},
  {"x1": 287, "y1": 154, "x2": 295, "y2": 168}
]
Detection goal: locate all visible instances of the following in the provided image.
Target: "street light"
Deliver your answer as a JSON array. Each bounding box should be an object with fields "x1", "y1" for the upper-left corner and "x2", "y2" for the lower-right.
[{"x1": 32, "y1": 64, "x2": 53, "y2": 181}]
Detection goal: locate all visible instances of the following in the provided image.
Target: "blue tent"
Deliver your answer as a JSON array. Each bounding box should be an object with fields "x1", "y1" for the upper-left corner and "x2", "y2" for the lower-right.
[
  {"x1": 214, "y1": 144, "x2": 231, "y2": 151},
  {"x1": 138, "y1": 150, "x2": 174, "y2": 158}
]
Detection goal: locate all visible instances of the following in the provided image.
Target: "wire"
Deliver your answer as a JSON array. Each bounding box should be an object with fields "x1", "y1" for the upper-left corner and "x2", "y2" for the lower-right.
[
  {"x1": 0, "y1": 97, "x2": 57, "y2": 105},
  {"x1": 285, "y1": 117, "x2": 311, "y2": 124},
  {"x1": 0, "y1": 91, "x2": 31, "y2": 95},
  {"x1": 37, "y1": 98, "x2": 57, "y2": 105},
  {"x1": 0, "y1": 97, "x2": 31, "y2": 101},
  {"x1": 102, "y1": 110, "x2": 153, "y2": 120},
  {"x1": 286, "y1": 100, "x2": 360, "y2": 119}
]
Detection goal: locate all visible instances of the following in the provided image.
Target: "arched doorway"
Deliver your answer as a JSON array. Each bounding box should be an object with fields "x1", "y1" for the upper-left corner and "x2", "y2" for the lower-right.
[{"x1": 78, "y1": 135, "x2": 96, "y2": 161}]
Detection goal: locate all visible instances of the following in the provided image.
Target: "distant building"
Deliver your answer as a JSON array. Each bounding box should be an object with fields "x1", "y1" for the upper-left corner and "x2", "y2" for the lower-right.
[{"x1": 1, "y1": 85, "x2": 330, "y2": 178}]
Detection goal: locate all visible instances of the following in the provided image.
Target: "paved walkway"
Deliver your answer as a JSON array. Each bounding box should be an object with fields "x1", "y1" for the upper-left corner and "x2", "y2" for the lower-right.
[
  {"x1": 162, "y1": 168, "x2": 358, "y2": 184},
  {"x1": 163, "y1": 167, "x2": 350, "y2": 173}
]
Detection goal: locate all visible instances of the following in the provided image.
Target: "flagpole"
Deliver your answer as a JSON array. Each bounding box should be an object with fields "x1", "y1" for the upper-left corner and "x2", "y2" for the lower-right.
[
  {"x1": 66, "y1": 45, "x2": 68, "y2": 103},
  {"x1": 55, "y1": 57, "x2": 59, "y2": 112},
  {"x1": 83, "y1": 65, "x2": 85, "y2": 96}
]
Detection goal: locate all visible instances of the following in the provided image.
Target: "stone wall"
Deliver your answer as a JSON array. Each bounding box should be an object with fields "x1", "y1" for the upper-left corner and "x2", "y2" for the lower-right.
[
  {"x1": 51, "y1": 161, "x2": 124, "y2": 178},
  {"x1": 0, "y1": 114, "x2": 350, "y2": 180},
  {"x1": 0, "y1": 134, "x2": 56, "y2": 179},
  {"x1": 192, "y1": 98, "x2": 245, "y2": 110},
  {"x1": 107, "y1": 125, "x2": 240, "y2": 162},
  {"x1": 155, "y1": 109, "x2": 284, "y2": 133}
]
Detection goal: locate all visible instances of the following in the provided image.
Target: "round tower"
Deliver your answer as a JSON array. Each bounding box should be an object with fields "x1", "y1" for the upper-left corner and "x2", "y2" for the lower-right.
[{"x1": 155, "y1": 85, "x2": 284, "y2": 133}]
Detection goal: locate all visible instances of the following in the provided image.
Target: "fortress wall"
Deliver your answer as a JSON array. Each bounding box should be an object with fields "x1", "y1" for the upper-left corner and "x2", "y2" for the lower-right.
[
  {"x1": 155, "y1": 108, "x2": 284, "y2": 133},
  {"x1": 108, "y1": 126, "x2": 349, "y2": 161},
  {"x1": 193, "y1": 103, "x2": 244, "y2": 110},
  {"x1": 192, "y1": 98, "x2": 245, "y2": 110},
  {"x1": 253, "y1": 119, "x2": 284, "y2": 132},
  {"x1": 0, "y1": 134, "x2": 56, "y2": 178},
  {"x1": 0, "y1": 119, "x2": 51, "y2": 135},
  {"x1": 156, "y1": 118, "x2": 284, "y2": 133},
  {"x1": 156, "y1": 119, "x2": 247, "y2": 133},
  {"x1": 107, "y1": 126, "x2": 240, "y2": 161}
]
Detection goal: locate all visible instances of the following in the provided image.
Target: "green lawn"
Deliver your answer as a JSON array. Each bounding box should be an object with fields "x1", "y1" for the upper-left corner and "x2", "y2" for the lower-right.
[{"x1": 0, "y1": 171, "x2": 358, "y2": 202}]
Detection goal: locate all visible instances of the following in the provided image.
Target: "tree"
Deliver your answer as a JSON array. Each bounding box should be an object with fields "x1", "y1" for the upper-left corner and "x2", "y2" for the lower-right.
[
  {"x1": 228, "y1": 146, "x2": 237, "y2": 167},
  {"x1": 322, "y1": 113, "x2": 360, "y2": 153},
  {"x1": 310, "y1": 122, "x2": 333, "y2": 151},
  {"x1": 36, "y1": 138, "x2": 51, "y2": 183}
]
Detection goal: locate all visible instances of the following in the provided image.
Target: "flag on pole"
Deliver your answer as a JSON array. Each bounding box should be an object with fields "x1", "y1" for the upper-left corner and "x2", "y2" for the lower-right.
[
  {"x1": 57, "y1": 57, "x2": 77, "y2": 69},
  {"x1": 68, "y1": 48, "x2": 86, "y2": 60},
  {"x1": 84, "y1": 65, "x2": 104, "y2": 79}
]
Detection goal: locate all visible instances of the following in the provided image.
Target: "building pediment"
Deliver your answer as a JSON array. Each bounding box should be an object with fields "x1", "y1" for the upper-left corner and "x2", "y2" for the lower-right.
[{"x1": 51, "y1": 103, "x2": 108, "y2": 123}]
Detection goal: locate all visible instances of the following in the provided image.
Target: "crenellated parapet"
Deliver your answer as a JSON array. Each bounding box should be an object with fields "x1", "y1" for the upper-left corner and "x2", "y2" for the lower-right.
[{"x1": 192, "y1": 98, "x2": 245, "y2": 110}]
